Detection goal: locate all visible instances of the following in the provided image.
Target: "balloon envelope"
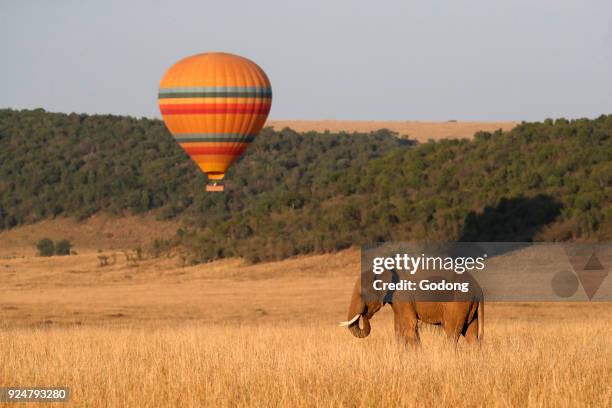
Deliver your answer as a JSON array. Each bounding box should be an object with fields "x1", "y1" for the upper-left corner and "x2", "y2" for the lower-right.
[{"x1": 158, "y1": 52, "x2": 272, "y2": 181}]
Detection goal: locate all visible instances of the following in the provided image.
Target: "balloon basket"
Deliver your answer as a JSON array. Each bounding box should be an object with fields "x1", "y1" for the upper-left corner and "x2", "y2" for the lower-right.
[{"x1": 206, "y1": 183, "x2": 224, "y2": 192}]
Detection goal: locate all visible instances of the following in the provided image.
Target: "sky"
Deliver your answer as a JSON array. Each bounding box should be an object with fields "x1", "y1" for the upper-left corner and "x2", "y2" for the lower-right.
[{"x1": 1, "y1": 0, "x2": 611, "y2": 121}]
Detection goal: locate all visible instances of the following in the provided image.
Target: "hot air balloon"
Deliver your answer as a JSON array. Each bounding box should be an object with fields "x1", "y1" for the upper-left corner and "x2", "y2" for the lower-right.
[{"x1": 158, "y1": 52, "x2": 272, "y2": 192}]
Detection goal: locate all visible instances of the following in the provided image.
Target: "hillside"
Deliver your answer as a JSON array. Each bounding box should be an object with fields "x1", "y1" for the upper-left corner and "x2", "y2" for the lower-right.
[
  {"x1": 0, "y1": 214, "x2": 178, "y2": 257},
  {"x1": 0, "y1": 109, "x2": 610, "y2": 262},
  {"x1": 268, "y1": 119, "x2": 518, "y2": 141}
]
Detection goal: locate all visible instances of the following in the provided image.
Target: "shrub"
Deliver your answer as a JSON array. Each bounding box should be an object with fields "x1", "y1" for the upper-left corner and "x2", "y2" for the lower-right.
[
  {"x1": 36, "y1": 238, "x2": 55, "y2": 257},
  {"x1": 55, "y1": 239, "x2": 72, "y2": 256}
]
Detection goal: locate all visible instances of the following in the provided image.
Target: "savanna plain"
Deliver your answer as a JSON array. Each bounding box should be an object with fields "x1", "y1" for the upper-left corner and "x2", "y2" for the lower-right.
[{"x1": 0, "y1": 217, "x2": 610, "y2": 407}]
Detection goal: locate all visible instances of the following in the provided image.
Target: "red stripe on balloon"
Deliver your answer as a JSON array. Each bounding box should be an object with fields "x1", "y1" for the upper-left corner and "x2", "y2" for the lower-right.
[
  {"x1": 160, "y1": 103, "x2": 271, "y2": 115},
  {"x1": 183, "y1": 145, "x2": 249, "y2": 155}
]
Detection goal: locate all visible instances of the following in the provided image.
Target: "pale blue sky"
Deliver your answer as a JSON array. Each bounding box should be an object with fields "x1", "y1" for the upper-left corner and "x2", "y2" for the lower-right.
[{"x1": 1, "y1": 1, "x2": 611, "y2": 121}]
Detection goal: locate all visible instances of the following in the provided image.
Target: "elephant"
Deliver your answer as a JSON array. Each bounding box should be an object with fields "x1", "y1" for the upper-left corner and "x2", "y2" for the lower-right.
[{"x1": 340, "y1": 275, "x2": 484, "y2": 347}]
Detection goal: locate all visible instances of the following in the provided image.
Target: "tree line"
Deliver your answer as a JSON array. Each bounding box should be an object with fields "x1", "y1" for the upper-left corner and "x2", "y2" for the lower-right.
[{"x1": 0, "y1": 109, "x2": 610, "y2": 262}]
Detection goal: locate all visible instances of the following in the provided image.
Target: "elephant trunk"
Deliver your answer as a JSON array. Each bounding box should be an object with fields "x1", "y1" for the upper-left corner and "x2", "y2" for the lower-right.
[
  {"x1": 344, "y1": 279, "x2": 371, "y2": 338},
  {"x1": 348, "y1": 314, "x2": 371, "y2": 338}
]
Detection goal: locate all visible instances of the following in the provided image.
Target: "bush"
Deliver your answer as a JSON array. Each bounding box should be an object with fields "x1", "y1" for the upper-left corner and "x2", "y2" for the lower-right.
[
  {"x1": 36, "y1": 238, "x2": 55, "y2": 257},
  {"x1": 55, "y1": 239, "x2": 72, "y2": 256}
]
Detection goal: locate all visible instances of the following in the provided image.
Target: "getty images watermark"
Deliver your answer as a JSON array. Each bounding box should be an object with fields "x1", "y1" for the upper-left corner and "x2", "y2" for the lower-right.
[{"x1": 361, "y1": 243, "x2": 611, "y2": 302}]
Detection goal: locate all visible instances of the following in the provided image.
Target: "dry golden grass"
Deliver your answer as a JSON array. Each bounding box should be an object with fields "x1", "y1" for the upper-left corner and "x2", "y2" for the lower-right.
[
  {"x1": 0, "y1": 248, "x2": 357, "y2": 327},
  {"x1": 0, "y1": 234, "x2": 610, "y2": 407},
  {"x1": 2, "y1": 315, "x2": 611, "y2": 407},
  {"x1": 267, "y1": 120, "x2": 518, "y2": 142}
]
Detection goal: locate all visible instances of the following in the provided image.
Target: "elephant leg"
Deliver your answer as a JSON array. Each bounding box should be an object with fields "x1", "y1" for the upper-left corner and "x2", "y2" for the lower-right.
[
  {"x1": 463, "y1": 318, "x2": 479, "y2": 345},
  {"x1": 442, "y1": 319, "x2": 463, "y2": 346},
  {"x1": 393, "y1": 304, "x2": 420, "y2": 348}
]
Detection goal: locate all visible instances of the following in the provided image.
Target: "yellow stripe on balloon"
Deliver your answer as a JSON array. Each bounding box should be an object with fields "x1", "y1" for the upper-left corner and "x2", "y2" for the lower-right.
[
  {"x1": 192, "y1": 154, "x2": 241, "y2": 163},
  {"x1": 194, "y1": 154, "x2": 241, "y2": 177}
]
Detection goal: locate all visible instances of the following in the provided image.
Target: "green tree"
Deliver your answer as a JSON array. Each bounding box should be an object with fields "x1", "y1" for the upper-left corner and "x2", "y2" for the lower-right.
[
  {"x1": 36, "y1": 238, "x2": 55, "y2": 257},
  {"x1": 55, "y1": 239, "x2": 72, "y2": 256}
]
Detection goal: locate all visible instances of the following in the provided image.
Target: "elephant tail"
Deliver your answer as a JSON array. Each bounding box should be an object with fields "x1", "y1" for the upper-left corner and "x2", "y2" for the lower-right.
[{"x1": 477, "y1": 300, "x2": 484, "y2": 343}]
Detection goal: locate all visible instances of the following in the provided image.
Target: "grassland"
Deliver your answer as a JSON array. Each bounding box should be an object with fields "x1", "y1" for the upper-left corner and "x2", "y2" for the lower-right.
[
  {"x1": 3, "y1": 315, "x2": 611, "y2": 408},
  {"x1": 0, "y1": 230, "x2": 610, "y2": 407}
]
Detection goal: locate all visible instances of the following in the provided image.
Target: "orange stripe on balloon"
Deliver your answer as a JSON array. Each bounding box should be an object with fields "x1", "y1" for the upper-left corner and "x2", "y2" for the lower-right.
[{"x1": 161, "y1": 114, "x2": 268, "y2": 135}]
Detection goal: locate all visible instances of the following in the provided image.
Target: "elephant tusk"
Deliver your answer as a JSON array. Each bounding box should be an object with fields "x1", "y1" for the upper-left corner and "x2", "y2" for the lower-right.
[{"x1": 338, "y1": 314, "x2": 361, "y2": 327}]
